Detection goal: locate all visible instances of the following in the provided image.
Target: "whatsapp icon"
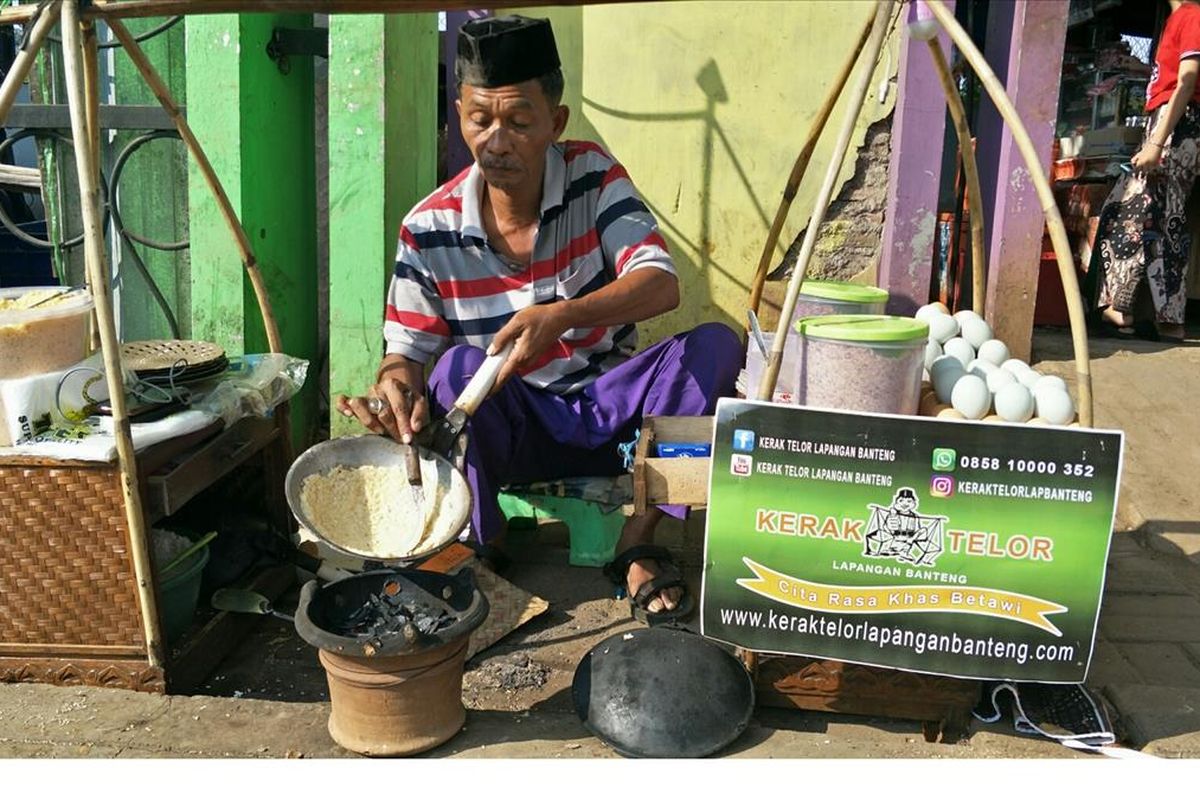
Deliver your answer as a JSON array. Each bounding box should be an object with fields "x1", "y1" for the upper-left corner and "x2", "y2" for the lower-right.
[{"x1": 932, "y1": 447, "x2": 957, "y2": 471}]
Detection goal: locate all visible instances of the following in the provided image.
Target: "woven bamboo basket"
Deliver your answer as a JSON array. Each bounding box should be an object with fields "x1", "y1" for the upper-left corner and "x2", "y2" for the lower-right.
[{"x1": 0, "y1": 456, "x2": 162, "y2": 691}]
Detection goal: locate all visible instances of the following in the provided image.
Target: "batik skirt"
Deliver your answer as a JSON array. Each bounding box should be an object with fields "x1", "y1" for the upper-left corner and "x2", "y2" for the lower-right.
[{"x1": 1096, "y1": 103, "x2": 1200, "y2": 325}]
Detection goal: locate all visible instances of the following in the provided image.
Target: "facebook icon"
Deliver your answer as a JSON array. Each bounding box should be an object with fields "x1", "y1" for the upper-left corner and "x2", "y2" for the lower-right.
[{"x1": 732, "y1": 429, "x2": 756, "y2": 452}]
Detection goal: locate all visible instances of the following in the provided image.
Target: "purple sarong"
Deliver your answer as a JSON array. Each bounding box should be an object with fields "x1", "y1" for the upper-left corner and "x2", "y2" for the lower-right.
[{"x1": 427, "y1": 322, "x2": 742, "y2": 544}]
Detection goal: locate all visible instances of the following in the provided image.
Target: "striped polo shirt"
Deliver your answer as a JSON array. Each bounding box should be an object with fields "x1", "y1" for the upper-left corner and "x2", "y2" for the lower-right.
[{"x1": 384, "y1": 139, "x2": 675, "y2": 394}]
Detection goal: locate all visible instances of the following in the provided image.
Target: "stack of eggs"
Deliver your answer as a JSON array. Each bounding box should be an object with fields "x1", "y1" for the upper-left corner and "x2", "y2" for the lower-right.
[{"x1": 915, "y1": 302, "x2": 1078, "y2": 426}]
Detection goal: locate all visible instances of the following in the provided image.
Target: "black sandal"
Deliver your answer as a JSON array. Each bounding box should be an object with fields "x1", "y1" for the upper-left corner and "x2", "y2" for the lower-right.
[{"x1": 602, "y1": 544, "x2": 695, "y2": 626}]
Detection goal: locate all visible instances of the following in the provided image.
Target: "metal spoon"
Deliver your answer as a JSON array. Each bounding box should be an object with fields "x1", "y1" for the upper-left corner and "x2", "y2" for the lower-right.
[{"x1": 211, "y1": 588, "x2": 293, "y2": 623}]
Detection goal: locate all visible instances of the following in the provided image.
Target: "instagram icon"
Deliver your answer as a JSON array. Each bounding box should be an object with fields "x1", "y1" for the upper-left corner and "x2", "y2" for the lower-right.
[{"x1": 930, "y1": 474, "x2": 956, "y2": 498}]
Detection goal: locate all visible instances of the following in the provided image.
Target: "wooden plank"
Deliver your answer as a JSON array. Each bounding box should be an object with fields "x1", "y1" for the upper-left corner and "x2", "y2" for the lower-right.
[
  {"x1": 755, "y1": 656, "x2": 980, "y2": 742},
  {"x1": 143, "y1": 417, "x2": 277, "y2": 521},
  {"x1": 644, "y1": 457, "x2": 709, "y2": 508},
  {"x1": 1, "y1": 1, "x2": 637, "y2": 25},
  {"x1": 632, "y1": 418, "x2": 654, "y2": 515},
  {"x1": 0, "y1": 643, "x2": 148, "y2": 657},
  {"x1": 648, "y1": 415, "x2": 715, "y2": 444},
  {"x1": 0, "y1": 656, "x2": 164, "y2": 693}
]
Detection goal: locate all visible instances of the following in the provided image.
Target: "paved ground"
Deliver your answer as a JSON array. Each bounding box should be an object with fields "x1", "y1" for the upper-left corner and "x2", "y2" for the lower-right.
[
  {"x1": 2, "y1": 328, "x2": 1199, "y2": 759},
  {"x1": 1035, "y1": 328, "x2": 1200, "y2": 757}
]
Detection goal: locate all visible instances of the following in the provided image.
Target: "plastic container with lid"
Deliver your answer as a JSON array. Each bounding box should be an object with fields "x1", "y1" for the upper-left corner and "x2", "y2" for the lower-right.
[
  {"x1": 739, "y1": 282, "x2": 887, "y2": 405},
  {"x1": 795, "y1": 315, "x2": 929, "y2": 415},
  {"x1": 0, "y1": 287, "x2": 94, "y2": 380},
  {"x1": 741, "y1": 332, "x2": 798, "y2": 403},
  {"x1": 793, "y1": 281, "x2": 889, "y2": 322}
]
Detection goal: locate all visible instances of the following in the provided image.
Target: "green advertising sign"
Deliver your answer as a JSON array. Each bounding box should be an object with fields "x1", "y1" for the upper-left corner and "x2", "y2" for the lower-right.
[{"x1": 701, "y1": 399, "x2": 1124, "y2": 683}]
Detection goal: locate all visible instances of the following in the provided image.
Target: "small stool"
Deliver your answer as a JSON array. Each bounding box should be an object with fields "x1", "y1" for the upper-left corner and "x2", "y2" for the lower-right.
[{"x1": 498, "y1": 475, "x2": 632, "y2": 567}]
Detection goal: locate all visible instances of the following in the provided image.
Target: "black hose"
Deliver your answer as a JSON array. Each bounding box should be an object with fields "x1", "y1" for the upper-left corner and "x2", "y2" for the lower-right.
[
  {"x1": 109, "y1": 130, "x2": 187, "y2": 337},
  {"x1": 45, "y1": 16, "x2": 184, "y2": 50}
]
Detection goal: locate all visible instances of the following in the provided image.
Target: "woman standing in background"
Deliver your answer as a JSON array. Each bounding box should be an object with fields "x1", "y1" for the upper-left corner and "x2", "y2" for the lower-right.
[{"x1": 1096, "y1": 0, "x2": 1200, "y2": 342}]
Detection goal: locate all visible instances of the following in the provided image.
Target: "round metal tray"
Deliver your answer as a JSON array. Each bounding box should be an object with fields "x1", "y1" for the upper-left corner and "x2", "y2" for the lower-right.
[{"x1": 285, "y1": 436, "x2": 474, "y2": 565}]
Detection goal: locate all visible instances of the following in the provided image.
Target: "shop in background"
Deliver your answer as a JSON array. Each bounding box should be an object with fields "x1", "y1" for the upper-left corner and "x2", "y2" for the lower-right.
[{"x1": 1044, "y1": 0, "x2": 1200, "y2": 323}]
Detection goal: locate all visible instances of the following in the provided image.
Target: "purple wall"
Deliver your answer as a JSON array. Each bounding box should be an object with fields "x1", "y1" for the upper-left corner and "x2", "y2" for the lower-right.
[
  {"x1": 443, "y1": 10, "x2": 490, "y2": 177},
  {"x1": 974, "y1": 0, "x2": 1067, "y2": 360},
  {"x1": 879, "y1": 0, "x2": 956, "y2": 316}
]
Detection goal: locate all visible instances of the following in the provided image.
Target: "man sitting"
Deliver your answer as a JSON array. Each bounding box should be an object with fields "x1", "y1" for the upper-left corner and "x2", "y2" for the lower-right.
[{"x1": 339, "y1": 15, "x2": 741, "y2": 624}]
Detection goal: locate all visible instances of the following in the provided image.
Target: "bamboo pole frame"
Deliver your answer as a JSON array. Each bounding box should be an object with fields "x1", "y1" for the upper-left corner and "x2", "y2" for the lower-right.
[
  {"x1": 0, "y1": 0, "x2": 633, "y2": 26},
  {"x1": 754, "y1": 0, "x2": 895, "y2": 402},
  {"x1": 747, "y1": 9, "x2": 876, "y2": 318},
  {"x1": 923, "y1": 0, "x2": 1092, "y2": 426},
  {"x1": 108, "y1": 17, "x2": 284, "y2": 355},
  {"x1": 926, "y1": 37, "x2": 987, "y2": 314},
  {"x1": 59, "y1": 0, "x2": 166, "y2": 668},
  {"x1": 82, "y1": 19, "x2": 102, "y2": 177},
  {"x1": 0, "y1": 2, "x2": 61, "y2": 123}
]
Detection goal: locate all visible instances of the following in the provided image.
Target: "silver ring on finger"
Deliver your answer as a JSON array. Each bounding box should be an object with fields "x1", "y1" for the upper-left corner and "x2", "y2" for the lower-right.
[{"x1": 367, "y1": 396, "x2": 385, "y2": 416}]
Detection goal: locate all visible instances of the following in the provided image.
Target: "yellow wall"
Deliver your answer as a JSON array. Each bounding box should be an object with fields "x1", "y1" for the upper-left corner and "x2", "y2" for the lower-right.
[{"x1": 508, "y1": 0, "x2": 898, "y2": 342}]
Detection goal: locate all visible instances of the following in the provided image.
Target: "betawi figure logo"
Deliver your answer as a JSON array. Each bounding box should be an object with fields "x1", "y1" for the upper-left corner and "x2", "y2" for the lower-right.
[{"x1": 864, "y1": 488, "x2": 947, "y2": 567}]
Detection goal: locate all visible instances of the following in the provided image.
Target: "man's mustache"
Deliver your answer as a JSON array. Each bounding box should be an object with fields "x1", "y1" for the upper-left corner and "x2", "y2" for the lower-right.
[{"x1": 479, "y1": 155, "x2": 522, "y2": 171}]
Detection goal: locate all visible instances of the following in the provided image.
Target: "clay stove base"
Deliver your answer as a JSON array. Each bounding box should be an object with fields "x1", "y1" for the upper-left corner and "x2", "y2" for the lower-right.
[{"x1": 319, "y1": 638, "x2": 470, "y2": 757}]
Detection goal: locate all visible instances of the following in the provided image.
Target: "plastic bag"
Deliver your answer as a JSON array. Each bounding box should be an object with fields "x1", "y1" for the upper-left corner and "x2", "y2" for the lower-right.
[
  {"x1": 0, "y1": 351, "x2": 133, "y2": 447},
  {"x1": 191, "y1": 353, "x2": 309, "y2": 427}
]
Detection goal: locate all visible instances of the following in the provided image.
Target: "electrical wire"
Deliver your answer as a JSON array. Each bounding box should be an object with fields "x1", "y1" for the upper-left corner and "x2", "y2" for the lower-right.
[
  {"x1": 45, "y1": 16, "x2": 183, "y2": 50},
  {"x1": 0, "y1": 7, "x2": 186, "y2": 337}
]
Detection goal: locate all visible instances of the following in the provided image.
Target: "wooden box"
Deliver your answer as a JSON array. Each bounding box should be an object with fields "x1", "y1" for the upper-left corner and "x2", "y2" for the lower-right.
[{"x1": 632, "y1": 415, "x2": 714, "y2": 514}]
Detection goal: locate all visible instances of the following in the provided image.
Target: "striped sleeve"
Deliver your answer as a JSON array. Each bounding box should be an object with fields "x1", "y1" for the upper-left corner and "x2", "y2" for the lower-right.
[
  {"x1": 594, "y1": 160, "x2": 676, "y2": 280},
  {"x1": 384, "y1": 226, "x2": 450, "y2": 363}
]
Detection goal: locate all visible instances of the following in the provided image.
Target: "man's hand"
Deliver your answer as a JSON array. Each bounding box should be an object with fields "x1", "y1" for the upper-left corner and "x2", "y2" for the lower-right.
[
  {"x1": 488, "y1": 303, "x2": 572, "y2": 390},
  {"x1": 1131, "y1": 141, "x2": 1164, "y2": 173},
  {"x1": 336, "y1": 355, "x2": 429, "y2": 443}
]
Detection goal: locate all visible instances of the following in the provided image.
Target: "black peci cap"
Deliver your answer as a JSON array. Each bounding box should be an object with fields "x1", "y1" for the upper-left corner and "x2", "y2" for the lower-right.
[
  {"x1": 897, "y1": 489, "x2": 917, "y2": 501},
  {"x1": 455, "y1": 15, "x2": 561, "y2": 89}
]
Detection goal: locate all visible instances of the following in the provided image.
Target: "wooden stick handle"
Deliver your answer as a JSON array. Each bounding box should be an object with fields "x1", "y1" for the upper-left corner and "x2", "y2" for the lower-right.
[
  {"x1": 755, "y1": 0, "x2": 895, "y2": 402},
  {"x1": 923, "y1": 0, "x2": 1093, "y2": 427},
  {"x1": 747, "y1": 9, "x2": 876, "y2": 317},
  {"x1": 107, "y1": 18, "x2": 284, "y2": 355},
  {"x1": 0, "y1": 2, "x2": 62, "y2": 127},
  {"x1": 406, "y1": 446, "x2": 423, "y2": 488},
  {"x1": 926, "y1": 38, "x2": 987, "y2": 315},
  {"x1": 61, "y1": 0, "x2": 165, "y2": 668}
]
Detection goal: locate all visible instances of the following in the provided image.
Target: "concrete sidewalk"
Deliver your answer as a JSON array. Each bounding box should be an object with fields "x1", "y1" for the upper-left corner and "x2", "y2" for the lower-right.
[
  {"x1": 2, "y1": 328, "x2": 1199, "y2": 759},
  {"x1": 1035, "y1": 330, "x2": 1200, "y2": 757}
]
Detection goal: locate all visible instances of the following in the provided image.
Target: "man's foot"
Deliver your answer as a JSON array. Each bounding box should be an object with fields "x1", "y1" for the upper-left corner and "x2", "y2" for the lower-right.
[
  {"x1": 614, "y1": 511, "x2": 680, "y2": 613},
  {"x1": 624, "y1": 556, "x2": 682, "y2": 614},
  {"x1": 1101, "y1": 307, "x2": 1134, "y2": 328},
  {"x1": 602, "y1": 512, "x2": 693, "y2": 624}
]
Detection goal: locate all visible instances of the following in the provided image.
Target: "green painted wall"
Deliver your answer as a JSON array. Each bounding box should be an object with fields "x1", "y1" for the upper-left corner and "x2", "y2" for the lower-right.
[
  {"x1": 507, "y1": 1, "x2": 898, "y2": 342},
  {"x1": 112, "y1": 18, "x2": 189, "y2": 342},
  {"x1": 326, "y1": 14, "x2": 438, "y2": 437},
  {"x1": 186, "y1": 14, "x2": 319, "y2": 445}
]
